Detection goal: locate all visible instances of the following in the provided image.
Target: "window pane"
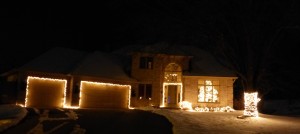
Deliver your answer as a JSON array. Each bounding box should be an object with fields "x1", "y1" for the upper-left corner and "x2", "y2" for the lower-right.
[
  {"x1": 213, "y1": 86, "x2": 219, "y2": 102},
  {"x1": 205, "y1": 86, "x2": 213, "y2": 102},
  {"x1": 198, "y1": 80, "x2": 204, "y2": 85},
  {"x1": 147, "y1": 57, "x2": 153, "y2": 69},
  {"x1": 139, "y1": 57, "x2": 146, "y2": 69},
  {"x1": 213, "y1": 80, "x2": 219, "y2": 85},
  {"x1": 145, "y1": 84, "x2": 152, "y2": 99},
  {"x1": 138, "y1": 84, "x2": 144, "y2": 98},
  {"x1": 198, "y1": 86, "x2": 205, "y2": 102},
  {"x1": 205, "y1": 80, "x2": 212, "y2": 85}
]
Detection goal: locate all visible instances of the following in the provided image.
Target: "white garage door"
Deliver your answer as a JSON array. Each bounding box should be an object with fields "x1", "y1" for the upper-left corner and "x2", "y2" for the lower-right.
[
  {"x1": 25, "y1": 76, "x2": 67, "y2": 108},
  {"x1": 79, "y1": 81, "x2": 130, "y2": 109}
]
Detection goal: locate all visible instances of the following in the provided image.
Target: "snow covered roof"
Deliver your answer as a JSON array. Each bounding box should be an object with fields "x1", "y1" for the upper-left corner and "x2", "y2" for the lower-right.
[
  {"x1": 72, "y1": 51, "x2": 134, "y2": 81},
  {"x1": 114, "y1": 43, "x2": 236, "y2": 77},
  {"x1": 18, "y1": 47, "x2": 135, "y2": 82},
  {"x1": 19, "y1": 47, "x2": 87, "y2": 74}
]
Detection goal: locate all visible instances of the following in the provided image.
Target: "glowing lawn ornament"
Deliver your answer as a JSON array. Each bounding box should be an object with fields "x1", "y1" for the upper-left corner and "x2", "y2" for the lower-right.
[
  {"x1": 194, "y1": 106, "x2": 234, "y2": 112},
  {"x1": 180, "y1": 101, "x2": 193, "y2": 110},
  {"x1": 244, "y1": 92, "x2": 260, "y2": 117}
]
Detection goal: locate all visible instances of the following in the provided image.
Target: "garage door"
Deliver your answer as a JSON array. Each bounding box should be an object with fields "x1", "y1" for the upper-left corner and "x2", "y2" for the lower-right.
[
  {"x1": 25, "y1": 76, "x2": 67, "y2": 108},
  {"x1": 79, "y1": 81, "x2": 131, "y2": 109}
]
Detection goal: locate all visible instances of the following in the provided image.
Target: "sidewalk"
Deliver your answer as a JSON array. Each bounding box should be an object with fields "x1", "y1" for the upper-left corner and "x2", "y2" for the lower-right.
[{"x1": 0, "y1": 104, "x2": 28, "y2": 132}]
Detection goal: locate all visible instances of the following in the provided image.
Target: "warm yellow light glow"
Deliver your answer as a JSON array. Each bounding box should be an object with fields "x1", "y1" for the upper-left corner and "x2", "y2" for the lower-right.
[
  {"x1": 244, "y1": 92, "x2": 260, "y2": 117},
  {"x1": 180, "y1": 101, "x2": 193, "y2": 110},
  {"x1": 194, "y1": 106, "x2": 234, "y2": 112},
  {"x1": 79, "y1": 81, "x2": 132, "y2": 109},
  {"x1": 63, "y1": 105, "x2": 79, "y2": 109},
  {"x1": 0, "y1": 119, "x2": 12, "y2": 126},
  {"x1": 198, "y1": 80, "x2": 219, "y2": 102},
  {"x1": 25, "y1": 76, "x2": 67, "y2": 108},
  {"x1": 161, "y1": 82, "x2": 183, "y2": 107},
  {"x1": 15, "y1": 103, "x2": 25, "y2": 107}
]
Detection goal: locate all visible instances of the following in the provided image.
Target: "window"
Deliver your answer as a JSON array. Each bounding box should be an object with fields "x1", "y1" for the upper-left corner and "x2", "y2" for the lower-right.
[
  {"x1": 138, "y1": 84, "x2": 152, "y2": 100},
  {"x1": 164, "y1": 63, "x2": 182, "y2": 82},
  {"x1": 198, "y1": 80, "x2": 219, "y2": 102},
  {"x1": 139, "y1": 57, "x2": 153, "y2": 69}
]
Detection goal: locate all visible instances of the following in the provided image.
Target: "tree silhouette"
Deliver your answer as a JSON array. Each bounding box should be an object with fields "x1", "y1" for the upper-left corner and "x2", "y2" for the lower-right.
[
  {"x1": 204, "y1": 0, "x2": 300, "y2": 97},
  {"x1": 140, "y1": 0, "x2": 300, "y2": 98}
]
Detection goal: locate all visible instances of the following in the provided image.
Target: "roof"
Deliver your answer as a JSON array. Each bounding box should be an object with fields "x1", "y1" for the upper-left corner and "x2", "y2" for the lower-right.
[
  {"x1": 19, "y1": 47, "x2": 87, "y2": 74},
  {"x1": 114, "y1": 43, "x2": 236, "y2": 77},
  {"x1": 15, "y1": 47, "x2": 135, "y2": 82},
  {"x1": 72, "y1": 51, "x2": 135, "y2": 81},
  {"x1": 9, "y1": 44, "x2": 235, "y2": 80}
]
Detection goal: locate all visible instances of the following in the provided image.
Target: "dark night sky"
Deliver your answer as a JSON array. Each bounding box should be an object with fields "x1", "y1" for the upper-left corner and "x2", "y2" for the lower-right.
[
  {"x1": 0, "y1": 3, "x2": 208, "y2": 73},
  {"x1": 1, "y1": 1, "x2": 300, "y2": 77}
]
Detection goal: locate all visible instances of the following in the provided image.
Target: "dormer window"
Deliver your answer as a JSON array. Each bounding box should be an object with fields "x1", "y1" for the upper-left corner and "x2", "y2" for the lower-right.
[{"x1": 139, "y1": 57, "x2": 153, "y2": 69}]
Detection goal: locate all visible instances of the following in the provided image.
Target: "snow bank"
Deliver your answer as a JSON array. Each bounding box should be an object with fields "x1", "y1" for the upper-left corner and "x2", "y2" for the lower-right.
[
  {"x1": 151, "y1": 109, "x2": 300, "y2": 134},
  {"x1": 0, "y1": 104, "x2": 28, "y2": 132}
]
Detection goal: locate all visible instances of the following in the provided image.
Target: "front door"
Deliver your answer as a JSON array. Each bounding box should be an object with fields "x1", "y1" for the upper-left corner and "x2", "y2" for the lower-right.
[{"x1": 167, "y1": 85, "x2": 179, "y2": 107}]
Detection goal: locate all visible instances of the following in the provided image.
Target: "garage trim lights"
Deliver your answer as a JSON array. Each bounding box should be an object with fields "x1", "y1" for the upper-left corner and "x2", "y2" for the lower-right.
[
  {"x1": 79, "y1": 81, "x2": 132, "y2": 109},
  {"x1": 25, "y1": 76, "x2": 67, "y2": 107}
]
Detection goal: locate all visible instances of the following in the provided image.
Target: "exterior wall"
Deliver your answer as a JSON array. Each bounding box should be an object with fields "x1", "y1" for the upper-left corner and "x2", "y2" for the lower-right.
[
  {"x1": 130, "y1": 53, "x2": 162, "y2": 107},
  {"x1": 183, "y1": 76, "x2": 236, "y2": 108}
]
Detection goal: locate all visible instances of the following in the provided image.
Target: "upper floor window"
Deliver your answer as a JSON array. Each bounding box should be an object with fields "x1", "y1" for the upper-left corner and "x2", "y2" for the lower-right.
[
  {"x1": 198, "y1": 80, "x2": 219, "y2": 103},
  {"x1": 139, "y1": 57, "x2": 153, "y2": 69}
]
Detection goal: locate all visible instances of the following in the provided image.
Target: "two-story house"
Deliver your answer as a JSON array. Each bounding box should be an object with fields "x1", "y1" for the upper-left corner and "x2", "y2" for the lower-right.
[{"x1": 1, "y1": 44, "x2": 237, "y2": 109}]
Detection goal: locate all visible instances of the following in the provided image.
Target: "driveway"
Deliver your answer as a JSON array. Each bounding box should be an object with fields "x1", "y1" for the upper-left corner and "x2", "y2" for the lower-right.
[{"x1": 2, "y1": 108, "x2": 173, "y2": 134}]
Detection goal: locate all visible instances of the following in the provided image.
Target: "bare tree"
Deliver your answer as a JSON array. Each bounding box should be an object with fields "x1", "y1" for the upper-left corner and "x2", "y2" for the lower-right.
[
  {"x1": 140, "y1": 0, "x2": 300, "y2": 98},
  {"x1": 205, "y1": 0, "x2": 300, "y2": 97}
]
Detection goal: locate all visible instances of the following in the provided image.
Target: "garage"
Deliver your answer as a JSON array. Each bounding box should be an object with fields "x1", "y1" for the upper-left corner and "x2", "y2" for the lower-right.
[
  {"x1": 79, "y1": 81, "x2": 131, "y2": 109},
  {"x1": 25, "y1": 76, "x2": 67, "y2": 108}
]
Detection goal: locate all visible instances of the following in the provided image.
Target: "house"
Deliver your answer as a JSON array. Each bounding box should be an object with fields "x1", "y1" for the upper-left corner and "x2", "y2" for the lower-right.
[{"x1": 1, "y1": 44, "x2": 237, "y2": 109}]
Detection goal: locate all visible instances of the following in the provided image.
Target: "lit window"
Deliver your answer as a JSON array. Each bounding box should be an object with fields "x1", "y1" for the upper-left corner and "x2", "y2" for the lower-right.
[
  {"x1": 139, "y1": 57, "x2": 153, "y2": 69},
  {"x1": 198, "y1": 80, "x2": 219, "y2": 103},
  {"x1": 164, "y1": 63, "x2": 182, "y2": 82},
  {"x1": 138, "y1": 84, "x2": 152, "y2": 100}
]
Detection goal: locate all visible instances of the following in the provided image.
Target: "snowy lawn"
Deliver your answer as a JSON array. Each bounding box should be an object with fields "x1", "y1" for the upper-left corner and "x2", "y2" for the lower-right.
[
  {"x1": 139, "y1": 107, "x2": 300, "y2": 134},
  {"x1": 0, "y1": 104, "x2": 27, "y2": 132}
]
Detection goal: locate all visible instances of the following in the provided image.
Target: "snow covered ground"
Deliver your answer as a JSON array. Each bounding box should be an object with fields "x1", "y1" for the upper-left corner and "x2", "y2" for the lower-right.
[
  {"x1": 2, "y1": 103, "x2": 300, "y2": 134},
  {"x1": 0, "y1": 104, "x2": 27, "y2": 132},
  {"x1": 138, "y1": 106, "x2": 300, "y2": 134}
]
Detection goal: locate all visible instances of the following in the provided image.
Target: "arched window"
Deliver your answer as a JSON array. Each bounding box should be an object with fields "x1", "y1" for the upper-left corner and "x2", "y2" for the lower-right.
[{"x1": 164, "y1": 63, "x2": 182, "y2": 82}]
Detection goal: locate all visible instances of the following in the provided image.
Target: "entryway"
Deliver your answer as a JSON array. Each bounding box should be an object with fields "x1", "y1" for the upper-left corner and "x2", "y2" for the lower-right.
[{"x1": 162, "y1": 83, "x2": 182, "y2": 108}]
